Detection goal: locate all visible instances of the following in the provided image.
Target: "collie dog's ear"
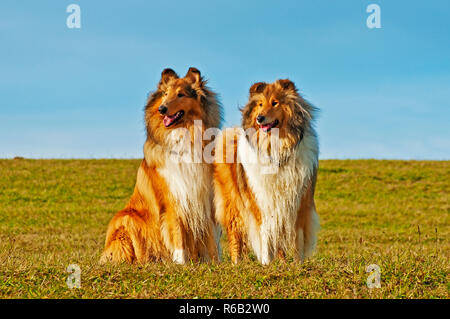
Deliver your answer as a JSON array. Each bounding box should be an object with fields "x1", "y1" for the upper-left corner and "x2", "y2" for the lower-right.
[
  {"x1": 278, "y1": 79, "x2": 297, "y2": 92},
  {"x1": 185, "y1": 67, "x2": 202, "y2": 84},
  {"x1": 249, "y1": 82, "x2": 266, "y2": 95},
  {"x1": 159, "y1": 68, "x2": 178, "y2": 86}
]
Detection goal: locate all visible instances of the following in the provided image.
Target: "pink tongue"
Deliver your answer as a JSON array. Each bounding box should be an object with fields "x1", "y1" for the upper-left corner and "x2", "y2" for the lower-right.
[
  {"x1": 261, "y1": 124, "x2": 272, "y2": 132},
  {"x1": 163, "y1": 115, "x2": 176, "y2": 127}
]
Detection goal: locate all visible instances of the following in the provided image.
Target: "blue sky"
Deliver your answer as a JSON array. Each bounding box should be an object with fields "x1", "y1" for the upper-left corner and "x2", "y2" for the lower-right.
[{"x1": 0, "y1": 0, "x2": 449, "y2": 159}]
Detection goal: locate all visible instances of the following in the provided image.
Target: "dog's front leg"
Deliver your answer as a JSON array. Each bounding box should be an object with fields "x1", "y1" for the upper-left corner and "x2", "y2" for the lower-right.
[
  {"x1": 260, "y1": 230, "x2": 272, "y2": 265},
  {"x1": 162, "y1": 208, "x2": 187, "y2": 264},
  {"x1": 171, "y1": 220, "x2": 187, "y2": 264},
  {"x1": 173, "y1": 248, "x2": 186, "y2": 264}
]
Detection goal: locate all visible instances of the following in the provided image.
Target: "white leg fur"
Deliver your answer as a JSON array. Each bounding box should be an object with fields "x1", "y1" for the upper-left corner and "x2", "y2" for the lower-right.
[
  {"x1": 260, "y1": 230, "x2": 272, "y2": 265},
  {"x1": 296, "y1": 228, "x2": 305, "y2": 263},
  {"x1": 172, "y1": 249, "x2": 186, "y2": 264}
]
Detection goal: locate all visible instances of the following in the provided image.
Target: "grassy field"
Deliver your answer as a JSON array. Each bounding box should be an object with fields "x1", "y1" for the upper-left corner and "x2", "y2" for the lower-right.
[{"x1": 0, "y1": 159, "x2": 448, "y2": 299}]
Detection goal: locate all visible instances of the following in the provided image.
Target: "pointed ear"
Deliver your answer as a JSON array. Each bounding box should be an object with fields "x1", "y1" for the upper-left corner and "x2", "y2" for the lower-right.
[
  {"x1": 185, "y1": 67, "x2": 202, "y2": 84},
  {"x1": 278, "y1": 79, "x2": 296, "y2": 91},
  {"x1": 159, "y1": 68, "x2": 178, "y2": 86},
  {"x1": 249, "y1": 82, "x2": 266, "y2": 95}
]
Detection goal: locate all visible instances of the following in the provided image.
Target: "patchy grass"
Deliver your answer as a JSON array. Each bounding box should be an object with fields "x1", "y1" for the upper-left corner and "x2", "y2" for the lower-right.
[{"x1": 0, "y1": 159, "x2": 448, "y2": 298}]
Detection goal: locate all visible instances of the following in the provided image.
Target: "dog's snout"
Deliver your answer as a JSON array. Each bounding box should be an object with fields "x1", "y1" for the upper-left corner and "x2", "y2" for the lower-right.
[
  {"x1": 256, "y1": 115, "x2": 265, "y2": 124},
  {"x1": 158, "y1": 105, "x2": 168, "y2": 115}
]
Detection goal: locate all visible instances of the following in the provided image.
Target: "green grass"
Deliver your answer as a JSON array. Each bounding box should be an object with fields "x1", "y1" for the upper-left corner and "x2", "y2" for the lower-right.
[{"x1": 0, "y1": 159, "x2": 448, "y2": 298}]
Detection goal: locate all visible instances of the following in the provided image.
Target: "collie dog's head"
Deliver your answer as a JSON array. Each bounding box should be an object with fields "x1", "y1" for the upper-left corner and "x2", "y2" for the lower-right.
[
  {"x1": 145, "y1": 67, "x2": 222, "y2": 147},
  {"x1": 241, "y1": 79, "x2": 317, "y2": 161}
]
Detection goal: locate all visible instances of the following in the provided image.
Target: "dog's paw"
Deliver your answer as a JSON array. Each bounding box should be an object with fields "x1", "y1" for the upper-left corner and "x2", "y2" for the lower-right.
[{"x1": 172, "y1": 249, "x2": 186, "y2": 264}]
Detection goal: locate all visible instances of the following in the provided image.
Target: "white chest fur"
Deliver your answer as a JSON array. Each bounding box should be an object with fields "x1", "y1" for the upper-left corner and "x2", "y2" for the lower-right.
[
  {"x1": 157, "y1": 159, "x2": 213, "y2": 240},
  {"x1": 237, "y1": 130, "x2": 318, "y2": 263}
]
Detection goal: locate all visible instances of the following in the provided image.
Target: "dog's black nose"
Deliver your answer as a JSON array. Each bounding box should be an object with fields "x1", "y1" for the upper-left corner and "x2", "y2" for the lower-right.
[
  {"x1": 256, "y1": 115, "x2": 265, "y2": 124},
  {"x1": 158, "y1": 105, "x2": 168, "y2": 114}
]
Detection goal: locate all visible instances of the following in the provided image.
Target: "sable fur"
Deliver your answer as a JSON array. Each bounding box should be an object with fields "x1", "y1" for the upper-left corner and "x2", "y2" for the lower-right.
[
  {"x1": 214, "y1": 79, "x2": 320, "y2": 264},
  {"x1": 101, "y1": 67, "x2": 222, "y2": 264}
]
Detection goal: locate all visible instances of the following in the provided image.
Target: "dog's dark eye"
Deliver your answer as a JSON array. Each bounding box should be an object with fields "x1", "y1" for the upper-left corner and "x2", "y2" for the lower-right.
[
  {"x1": 259, "y1": 103, "x2": 263, "y2": 106},
  {"x1": 178, "y1": 93, "x2": 185, "y2": 98},
  {"x1": 272, "y1": 101, "x2": 278, "y2": 106}
]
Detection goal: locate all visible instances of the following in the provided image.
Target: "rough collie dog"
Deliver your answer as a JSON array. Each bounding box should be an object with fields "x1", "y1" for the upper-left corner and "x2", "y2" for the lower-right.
[
  {"x1": 100, "y1": 67, "x2": 222, "y2": 264},
  {"x1": 213, "y1": 79, "x2": 319, "y2": 264}
]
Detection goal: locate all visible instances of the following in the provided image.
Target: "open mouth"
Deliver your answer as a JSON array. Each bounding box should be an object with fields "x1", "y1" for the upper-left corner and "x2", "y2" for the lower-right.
[
  {"x1": 163, "y1": 110, "x2": 184, "y2": 127},
  {"x1": 260, "y1": 119, "x2": 279, "y2": 132}
]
